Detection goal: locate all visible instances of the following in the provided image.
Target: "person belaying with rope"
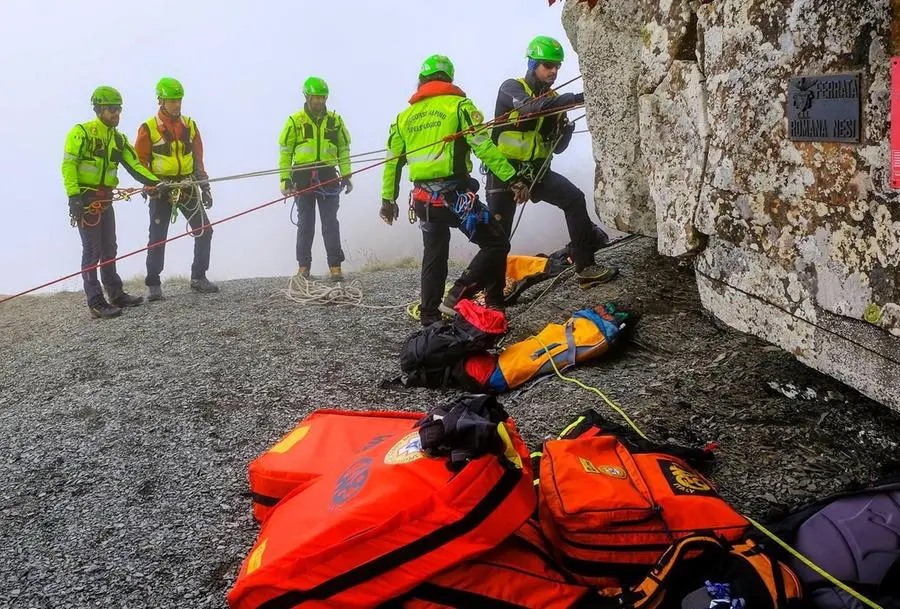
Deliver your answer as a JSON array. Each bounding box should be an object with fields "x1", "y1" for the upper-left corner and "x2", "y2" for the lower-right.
[
  {"x1": 134, "y1": 77, "x2": 219, "y2": 301},
  {"x1": 279, "y1": 77, "x2": 352, "y2": 282},
  {"x1": 62, "y1": 86, "x2": 163, "y2": 319},
  {"x1": 380, "y1": 55, "x2": 530, "y2": 327},
  {"x1": 487, "y1": 36, "x2": 618, "y2": 289}
]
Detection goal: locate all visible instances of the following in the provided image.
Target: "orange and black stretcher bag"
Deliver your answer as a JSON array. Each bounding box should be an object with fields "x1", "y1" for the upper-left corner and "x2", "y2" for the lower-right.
[
  {"x1": 228, "y1": 418, "x2": 535, "y2": 609},
  {"x1": 538, "y1": 426, "x2": 749, "y2": 589},
  {"x1": 387, "y1": 519, "x2": 596, "y2": 609},
  {"x1": 248, "y1": 409, "x2": 423, "y2": 521}
]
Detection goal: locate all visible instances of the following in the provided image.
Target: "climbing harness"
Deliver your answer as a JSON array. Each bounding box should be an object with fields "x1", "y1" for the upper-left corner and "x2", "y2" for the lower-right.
[
  {"x1": 288, "y1": 169, "x2": 345, "y2": 227},
  {"x1": 508, "y1": 113, "x2": 587, "y2": 240}
]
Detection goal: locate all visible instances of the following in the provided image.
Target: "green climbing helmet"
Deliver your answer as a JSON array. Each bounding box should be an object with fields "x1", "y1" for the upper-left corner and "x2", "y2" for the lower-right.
[
  {"x1": 419, "y1": 54, "x2": 455, "y2": 81},
  {"x1": 526, "y1": 35, "x2": 565, "y2": 62},
  {"x1": 303, "y1": 76, "x2": 329, "y2": 97},
  {"x1": 91, "y1": 86, "x2": 123, "y2": 106},
  {"x1": 156, "y1": 77, "x2": 185, "y2": 100}
]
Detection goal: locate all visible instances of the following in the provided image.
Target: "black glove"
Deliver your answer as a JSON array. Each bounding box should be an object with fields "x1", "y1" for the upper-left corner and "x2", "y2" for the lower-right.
[
  {"x1": 281, "y1": 179, "x2": 294, "y2": 197},
  {"x1": 201, "y1": 187, "x2": 213, "y2": 209},
  {"x1": 341, "y1": 178, "x2": 353, "y2": 195},
  {"x1": 380, "y1": 199, "x2": 399, "y2": 225},
  {"x1": 68, "y1": 195, "x2": 84, "y2": 222},
  {"x1": 573, "y1": 92, "x2": 585, "y2": 104}
]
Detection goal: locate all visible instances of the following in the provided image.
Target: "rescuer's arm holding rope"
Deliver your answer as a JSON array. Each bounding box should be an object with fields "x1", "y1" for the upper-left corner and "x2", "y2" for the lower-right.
[{"x1": 379, "y1": 118, "x2": 405, "y2": 225}]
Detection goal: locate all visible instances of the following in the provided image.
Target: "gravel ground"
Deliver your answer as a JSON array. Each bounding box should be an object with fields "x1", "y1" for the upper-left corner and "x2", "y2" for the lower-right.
[{"x1": 1, "y1": 236, "x2": 899, "y2": 608}]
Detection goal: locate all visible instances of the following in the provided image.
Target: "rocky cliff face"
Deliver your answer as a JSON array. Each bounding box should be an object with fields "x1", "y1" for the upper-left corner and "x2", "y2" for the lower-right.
[{"x1": 563, "y1": 0, "x2": 900, "y2": 409}]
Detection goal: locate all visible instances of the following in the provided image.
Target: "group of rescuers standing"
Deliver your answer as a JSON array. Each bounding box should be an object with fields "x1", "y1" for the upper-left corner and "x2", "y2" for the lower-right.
[{"x1": 62, "y1": 36, "x2": 618, "y2": 323}]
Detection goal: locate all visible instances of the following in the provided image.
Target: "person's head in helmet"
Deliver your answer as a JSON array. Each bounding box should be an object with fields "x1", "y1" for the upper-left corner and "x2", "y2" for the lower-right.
[
  {"x1": 156, "y1": 76, "x2": 184, "y2": 118},
  {"x1": 526, "y1": 35, "x2": 564, "y2": 86},
  {"x1": 91, "y1": 86, "x2": 123, "y2": 128},
  {"x1": 418, "y1": 54, "x2": 455, "y2": 86},
  {"x1": 303, "y1": 76, "x2": 329, "y2": 115}
]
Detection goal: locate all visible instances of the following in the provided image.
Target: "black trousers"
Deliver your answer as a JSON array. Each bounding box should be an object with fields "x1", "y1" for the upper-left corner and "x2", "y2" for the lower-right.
[
  {"x1": 487, "y1": 169, "x2": 597, "y2": 270},
  {"x1": 78, "y1": 205, "x2": 123, "y2": 303},
  {"x1": 415, "y1": 194, "x2": 509, "y2": 324},
  {"x1": 295, "y1": 191, "x2": 344, "y2": 268},
  {"x1": 145, "y1": 192, "x2": 213, "y2": 286}
]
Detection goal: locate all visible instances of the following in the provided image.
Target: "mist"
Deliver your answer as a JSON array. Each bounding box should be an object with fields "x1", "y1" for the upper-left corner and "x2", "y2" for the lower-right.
[{"x1": 0, "y1": 0, "x2": 603, "y2": 296}]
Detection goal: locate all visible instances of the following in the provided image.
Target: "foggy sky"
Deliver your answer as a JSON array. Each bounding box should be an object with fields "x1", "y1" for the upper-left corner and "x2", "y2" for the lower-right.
[{"x1": 0, "y1": 0, "x2": 602, "y2": 296}]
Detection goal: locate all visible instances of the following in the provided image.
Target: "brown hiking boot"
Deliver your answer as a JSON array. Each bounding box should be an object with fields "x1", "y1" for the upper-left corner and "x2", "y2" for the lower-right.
[
  {"x1": 329, "y1": 265, "x2": 343, "y2": 282},
  {"x1": 576, "y1": 264, "x2": 619, "y2": 289},
  {"x1": 190, "y1": 277, "x2": 220, "y2": 294},
  {"x1": 88, "y1": 298, "x2": 122, "y2": 319},
  {"x1": 147, "y1": 285, "x2": 165, "y2": 302},
  {"x1": 109, "y1": 291, "x2": 144, "y2": 308},
  {"x1": 296, "y1": 265, "x2": 310, "y2": 279}
]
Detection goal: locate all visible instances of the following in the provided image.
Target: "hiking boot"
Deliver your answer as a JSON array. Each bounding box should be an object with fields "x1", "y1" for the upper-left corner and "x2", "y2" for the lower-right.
[
  {"x1": 88, "y1": 298, "x2": 122, "y2": 319},
  {"x1": 438, "y1": 292, "x2": 459, "y2": 317},
  {"x1": 190, "y1": 277, "x2": 220, "y2": 294},
  {"x1": 296, "y1": 265, "x2": 310, "y2": 279},
  {"x1": 328, "y1": 265, "x2": 343, "y2": 282},
  {"x1": 576, "y1": 264, "x2": 619, "y2": 288},
  {"x1": 420, "y1": 312, "x2": 441, "y2": 327},
  {"x1": 147, "y1": 285, "x2": 165, "y2": 302},
  {"x1": 110, "y1": 291, "x2": 144, "y2": 308}
]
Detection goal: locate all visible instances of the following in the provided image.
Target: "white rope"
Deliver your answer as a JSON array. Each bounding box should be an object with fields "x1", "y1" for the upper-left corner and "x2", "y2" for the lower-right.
[{"x1": 281, "y1": 274, "x2": 412, "y2": 310}]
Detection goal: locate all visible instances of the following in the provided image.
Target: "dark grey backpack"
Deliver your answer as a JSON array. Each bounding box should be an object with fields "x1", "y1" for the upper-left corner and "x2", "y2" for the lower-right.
[{"x1": 770, "y1": 474, "x2": 900, "y2": 609}]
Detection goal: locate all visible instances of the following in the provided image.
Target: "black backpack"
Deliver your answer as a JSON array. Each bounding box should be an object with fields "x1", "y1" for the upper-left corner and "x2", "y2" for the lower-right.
[{"x1": 399, "y1": 313, "x2": 503, "y2": 389}]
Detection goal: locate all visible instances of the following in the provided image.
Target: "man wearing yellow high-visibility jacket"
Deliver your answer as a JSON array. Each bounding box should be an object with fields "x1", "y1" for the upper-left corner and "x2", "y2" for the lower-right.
[
  {"x1": 135, "y1": 77, "x2": 218, "y2": 301},
  {"x1": 278, "y1": 77, "x2": 352, "y2": 282},
  {"x1": 488, "y1": 36, "x2": 617, "y2": 289},
  {"x1": 61, "y1": 86, "x2": 162, "y2": 319},
  {"x1": 380, "y1": 55, "x2": 530, "y2": 326}
]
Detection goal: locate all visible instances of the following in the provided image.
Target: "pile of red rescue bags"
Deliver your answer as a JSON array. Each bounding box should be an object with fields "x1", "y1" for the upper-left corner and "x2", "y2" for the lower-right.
[
  {"x1": 225, "y1": 394, "x2": 900, "y2": 608},
  {"x1": 398, "y1": 299, "x2": 633, "y2": 392}
]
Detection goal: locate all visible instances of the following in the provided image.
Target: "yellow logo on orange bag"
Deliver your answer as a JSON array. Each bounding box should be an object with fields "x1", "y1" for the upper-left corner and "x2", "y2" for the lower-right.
[
  {"x1": 579, "y1": 457, "x2": 626, "y2": 478},
  {"x1": 384, "y1": 431, "x2": 425, "y2": 465}
]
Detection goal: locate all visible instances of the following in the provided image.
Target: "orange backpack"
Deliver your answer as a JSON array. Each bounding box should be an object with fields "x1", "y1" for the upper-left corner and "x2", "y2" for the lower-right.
[
  {"x1": 229, "y1": 416, "x2": 535, "y2": 609},
  {"x1": 389, "y1": 519, "x2": 595, "y2": 609},
  {"x1": 538, "y1": 430, "x2": 748, "y2": 588},
  {"x1": 613, "y1": 534, "x2": 803, "y2": 609},
  {"x1": 248, "y1": 409, "x2": 423, "y2": 521}
]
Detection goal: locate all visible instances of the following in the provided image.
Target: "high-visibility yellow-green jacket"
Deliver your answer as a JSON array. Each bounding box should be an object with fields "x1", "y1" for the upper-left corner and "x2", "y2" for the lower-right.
[
  {"x1": 62, "y1": 117, "x2": 159, "y2": 197},
  {"x1": 278, "y1": 108, "x2": 351, "y2": 182},
  {"x1": 144, "y1": 115, "x2": 197, "y2": 178},
  {"x1": 381, "y1": 82, "x2": 516, "y2": 202},
  {"x1": 494, "y1": 77, "x2": 558, "y2": 162}
]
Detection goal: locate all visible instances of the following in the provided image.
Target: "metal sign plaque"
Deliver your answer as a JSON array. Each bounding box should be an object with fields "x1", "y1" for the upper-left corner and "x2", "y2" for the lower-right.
[{"x1": 787, "y1": 73, "x2": 861, "y2": 143}]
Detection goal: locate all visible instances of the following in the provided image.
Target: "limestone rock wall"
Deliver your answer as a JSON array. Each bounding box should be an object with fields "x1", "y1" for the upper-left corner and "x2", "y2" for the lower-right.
[{"x1": 563, "y1": 0, "x2": 900, "y2": 409}]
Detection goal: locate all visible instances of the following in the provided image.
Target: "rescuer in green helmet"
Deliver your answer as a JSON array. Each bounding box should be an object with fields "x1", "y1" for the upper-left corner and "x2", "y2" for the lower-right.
[
  {"x1": 134, "y1": 77, "x2": 219, "y2": 301},
  {"x1": 487, "y1": 36, "x2": 618, "y2": 289},
  {"x1": 61, "y1": 85, "x2": 162, "y2": 319},
  {"x1": 380, "y1": 55, "x2": 530, "y2": 326},
  {"x1": 278, "y1": 76, "x2": 353, "y2": 282}
]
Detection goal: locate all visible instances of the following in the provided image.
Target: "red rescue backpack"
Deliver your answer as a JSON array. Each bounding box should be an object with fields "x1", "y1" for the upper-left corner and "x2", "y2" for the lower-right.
[
  {"x1": 248, "y1": 409, "x2": 423, "y2": 522},
  {"x1": 537, "y1": 411, "x2": 748, "y2": 588},
  {"x1": 229, "y1": 401, "x2": 535, "y2": 609}
]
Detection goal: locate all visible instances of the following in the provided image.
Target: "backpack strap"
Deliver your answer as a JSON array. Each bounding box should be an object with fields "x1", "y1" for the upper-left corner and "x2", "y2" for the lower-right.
[{"x1": 623, "y1": 535, "x2": 726, "y2": 609}]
